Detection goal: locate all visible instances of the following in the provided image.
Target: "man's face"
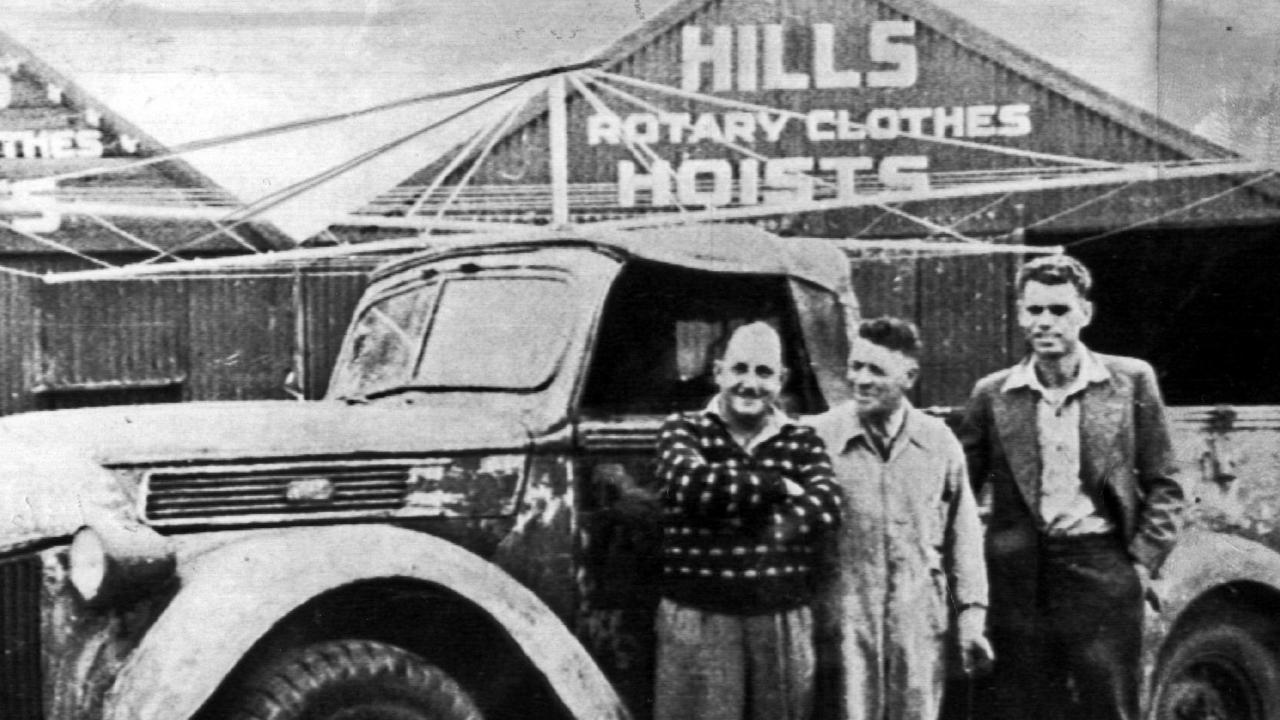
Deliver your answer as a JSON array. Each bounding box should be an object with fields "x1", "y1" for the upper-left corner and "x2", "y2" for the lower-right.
[
  {"x1": 713, "y1": 330, "x2": 786, "y2": 426},
  {"x1": 1018, "y1": 280, "x2": 1093, "y2": 359},
  {"x1": 846, "y1": 338, "x2": 918, "y2": 420}
]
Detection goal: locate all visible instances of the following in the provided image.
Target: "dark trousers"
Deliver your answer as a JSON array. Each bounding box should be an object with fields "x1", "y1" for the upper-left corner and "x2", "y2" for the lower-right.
[{"x1": 988, "y1": 533, "x2": 1144, "y2": 720}]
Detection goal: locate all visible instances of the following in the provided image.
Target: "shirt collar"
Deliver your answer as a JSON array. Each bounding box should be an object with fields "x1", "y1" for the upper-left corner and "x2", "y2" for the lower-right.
[
  {"x1": 702, "y1": 395, "x2": 791, "y2": 449},
  {"x1": 834, "y1": 399, "x2": 918, "y2": 451},
  {"x1": 868, "y1": 403, "x2": 908, "y2": 441},
  {"x1": 1003, "y1": 345, "x2": 1111, "y2": 396}
]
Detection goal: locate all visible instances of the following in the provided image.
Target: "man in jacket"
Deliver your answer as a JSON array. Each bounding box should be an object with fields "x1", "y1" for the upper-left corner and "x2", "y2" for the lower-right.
[
  {"x1": 811, "y1": 316, "x2": 991, "y2": 720},
  {"x1": 958, "y1": 254, "x2": 1183, "y2": 720},
  {"x1": 653, "y1": 321, "x2": 843, "y2": 720}
]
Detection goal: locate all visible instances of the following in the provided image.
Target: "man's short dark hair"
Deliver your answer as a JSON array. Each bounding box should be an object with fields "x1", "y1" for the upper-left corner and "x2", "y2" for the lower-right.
[
  {"x1": 1017, "y1": 254, "x2": 1093, "y2": 299},
  {"x1": 858, "y1": 316, "x2": 922, "y2": 359}
]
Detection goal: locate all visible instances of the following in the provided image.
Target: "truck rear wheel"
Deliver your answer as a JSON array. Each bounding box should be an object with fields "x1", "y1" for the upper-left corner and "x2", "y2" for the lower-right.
[
  {"x1": 1151, "y1": 613, "x2": 1280, "y2": 720},
  {"x1": 227, "y1": 639, "x2": 483, "y2": 720}
]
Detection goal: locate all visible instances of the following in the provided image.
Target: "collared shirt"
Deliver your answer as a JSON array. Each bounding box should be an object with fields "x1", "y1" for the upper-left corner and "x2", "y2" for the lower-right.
[
  {"x1": 860, "y1": 404, "x2": 907, "y2": 461},
  {"x1": 1003, "y1": 347, "x2": 1115, "y2": 536},
  {"x1": 704, "y1": 396, "x2": 786, "y2": 453}
]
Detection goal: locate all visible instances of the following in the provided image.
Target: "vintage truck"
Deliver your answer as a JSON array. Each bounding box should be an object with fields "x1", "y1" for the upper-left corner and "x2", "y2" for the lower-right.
[{"x1": 0, "y1": 223, "x2": 1274, "y2": 720}]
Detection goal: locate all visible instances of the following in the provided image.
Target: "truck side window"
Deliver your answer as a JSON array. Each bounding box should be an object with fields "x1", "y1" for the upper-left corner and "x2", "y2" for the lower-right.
[
  {"x1": 337, "y1": 286, "x2": 436, "y2": 396},
  {"x1": 580, "y1": 261, "x2": 820, "y2": 415}
]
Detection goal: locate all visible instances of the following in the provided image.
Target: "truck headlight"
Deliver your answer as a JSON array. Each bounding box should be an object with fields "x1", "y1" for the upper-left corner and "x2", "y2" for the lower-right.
[{"x1": 70, "y1": 524, "x2": 176, "y2": 606}]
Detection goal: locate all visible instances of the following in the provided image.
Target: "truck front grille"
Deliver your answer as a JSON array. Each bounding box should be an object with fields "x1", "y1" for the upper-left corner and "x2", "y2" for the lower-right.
[
  {"x1": 143, "y1": 464, "x2": 412, "y2": 525},
  {"x1": 0, "y1": 553, "x2": 43, "y2": 720}
]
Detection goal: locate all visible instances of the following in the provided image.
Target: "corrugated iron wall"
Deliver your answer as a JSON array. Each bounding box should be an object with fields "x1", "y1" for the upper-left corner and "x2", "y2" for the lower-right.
[
  {"x1": 849, "y1": 253, "x2": 1016, "y2": 408},
  {"x1": 0, "y1": 268, "x2": 39, "y2": 416},
  {"x1": 34, "y1": 277, "x2": 186, "y2": 391},
  {"x1": 0, "y1": 256, "x2": 104, "y2": 416},
  {"x1": 0, "y1": 262, "x2": 373, "y2": 416},
  {"x1": 915, "y1": 254, "x2": 1016, "y2": 406},
  {"x1": 186, "y1": 277, "x2": 295, "y2": 400},
  {"x1": 2, "y1": 251, "x2": 1006, "y2": 416},
  {"x1": 297, "y1": 262, "x2": 376, "y2": 399}
]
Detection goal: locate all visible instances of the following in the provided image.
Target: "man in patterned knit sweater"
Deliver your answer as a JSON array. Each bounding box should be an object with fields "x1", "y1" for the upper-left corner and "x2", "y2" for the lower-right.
[{"x1": 653, "y1": 321, "x2": 844, "y2": 720}]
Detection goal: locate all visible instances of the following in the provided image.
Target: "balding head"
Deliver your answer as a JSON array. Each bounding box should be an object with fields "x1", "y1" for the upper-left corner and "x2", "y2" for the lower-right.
[
  {"x1": 722, "y1": 321, "x2": 783, "y2": 366},
  {"x1": 713, "y1": 322, "x2": 787, "y2": 430}
]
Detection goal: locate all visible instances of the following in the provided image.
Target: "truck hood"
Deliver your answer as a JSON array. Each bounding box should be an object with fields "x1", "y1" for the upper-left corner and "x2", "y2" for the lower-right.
[
  {"x1": 0, "y1": 400, "x2": 535, "y2": 467},
  {"x1": 0, "y1": 401, "x2": 537, "y2": 549}
]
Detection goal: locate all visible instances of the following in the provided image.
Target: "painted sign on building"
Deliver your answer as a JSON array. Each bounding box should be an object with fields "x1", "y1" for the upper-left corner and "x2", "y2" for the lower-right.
[
  {"x1": 0, "y1": 53, "x2": 144, "y2": 232},
  {"x1": 0, "y1": 55, "x2": 138, "y2": 162},
  {"x1": 572, "y1": 17, "x2": 1039, "y2": 210}
]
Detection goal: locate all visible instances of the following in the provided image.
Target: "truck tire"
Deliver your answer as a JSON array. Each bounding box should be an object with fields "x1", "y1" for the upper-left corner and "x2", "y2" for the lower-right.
[
  {"x1": 226, "y1": 639, "x2": 483, "y2": 720},
  {"x1": 1151, "y1": 613, "x2": 1280, "y2": 720}
]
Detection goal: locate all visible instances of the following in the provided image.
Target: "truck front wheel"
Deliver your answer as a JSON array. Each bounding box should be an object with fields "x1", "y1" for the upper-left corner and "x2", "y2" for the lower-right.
[
  {"x1": 1151, "y1": 612, "x2": 1280, "y2": 720},
  {"x1": 227, "y1": 639, "x2": 483, "y2": 720}
]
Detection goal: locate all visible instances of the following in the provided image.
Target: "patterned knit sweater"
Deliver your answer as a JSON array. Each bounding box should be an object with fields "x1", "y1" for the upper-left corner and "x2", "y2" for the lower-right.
[{"x1": 656, "y1": 410, "x2": 843, "y2": 614}]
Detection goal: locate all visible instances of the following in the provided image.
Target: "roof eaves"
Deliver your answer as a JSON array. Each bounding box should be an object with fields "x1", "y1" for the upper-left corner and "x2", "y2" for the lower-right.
[
  {"x1": 879, "y1": 0, "x2": 1236, "y2": 161},
  {"x1": 587, "y1": 0, "x2": 712, "y2": 71}
]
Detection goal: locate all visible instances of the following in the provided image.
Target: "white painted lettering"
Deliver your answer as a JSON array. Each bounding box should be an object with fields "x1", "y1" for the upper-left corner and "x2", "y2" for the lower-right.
[
  {"x1": 997, "y1": 103, "x2": 1032, "y2": 136},
  {"x1": 723, "y1": 111, "x2": 757, "y2": 144},
  {"x1": 659, "y1": 112, "x2": 692, "y2": 143},
  {"x1": 687, "y1": 113, "x2": 725, "y2": 144},
  {"x1": 618, "y1": 160, "x2": 675, "y2": 207},
  {"x1": 966, "y1": 105, "x2": 997, "y2": 138},
  {"x1": 880, "y1": 155, "x2": 929, "y2": 192},
  {"x1": 867, "y1": 21, "x2": 918, "y2": 87},
  {"x1": 836, "y1": 110, "x2": 867, "y2": 140},
  {"x1": 806, "y1": 109, "x2": 837, "y2": 141},
  {"x1": 11, "y1": 179, "x2": 60, "y2": 232},
  {"x1": 75, "y1": 129, "x2": 104, "y2": 157},
  {"x1": 681, "y1": 25, "x2": 733, "y2": 92},
  {"x1": 812, "y1": 23, "x2": 861, "y2": 89},
  {"x1": 898, "y1": 107, "x2": 932, "y2": 136},
  {"x1": 757, "y1": 112, "x2": 791, "y2": 143},
  {"x1": 677, "y1": 159, "x2": 734, "y2": 206},
  {"x1": 763, "y1": 156, "x2": 815, "y2": 203},
  {"x1": 737, "y1": 25, "x2": 759, "y2": 92},
  {"x1": 624, "y1": 114, "x2": 661, "y2": 144},
  {"x1": 866, "y1": 108, "x2": 899, "y2": 139},
  {"x1": 932, "y1": 106, "x2": 965, "y2": 138},
  {"x1": 588, "y1": 114, "x2": 620, "y2": 145},
  {"x1": 739, "y1": 158, "x2": 761, "y2": 205},
  {"x1": 762, "y1": 25, "x2": 809, "y2": 90},
  {"x1": 819, "y1": 157, "x2": 873, "y2": 200}
]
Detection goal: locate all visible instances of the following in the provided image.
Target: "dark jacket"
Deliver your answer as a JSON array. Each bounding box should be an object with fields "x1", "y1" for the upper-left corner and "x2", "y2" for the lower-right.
[{"x1": 958, "y1": 352, "x2": 1183, "y2": 573}]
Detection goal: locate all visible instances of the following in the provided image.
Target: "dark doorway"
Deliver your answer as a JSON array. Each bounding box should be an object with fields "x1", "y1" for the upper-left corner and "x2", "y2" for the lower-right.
[{"x1": 1031, "y1": 223, "x2": 1280, "y2": 405}]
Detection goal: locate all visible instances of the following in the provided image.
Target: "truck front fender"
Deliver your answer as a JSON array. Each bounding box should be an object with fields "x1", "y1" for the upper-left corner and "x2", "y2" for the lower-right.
[
  {"x1": 1157, "y1": 529, "x2": 1280, "y2": 627},
  {"x1": 103, "y1": 525, "x2": 627, "y2": 720}
]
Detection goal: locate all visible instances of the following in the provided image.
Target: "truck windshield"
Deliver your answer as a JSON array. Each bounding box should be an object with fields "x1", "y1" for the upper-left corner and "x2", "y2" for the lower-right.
[{"x1": 330, "y1": 275, "x2": 573, "y2": 399}]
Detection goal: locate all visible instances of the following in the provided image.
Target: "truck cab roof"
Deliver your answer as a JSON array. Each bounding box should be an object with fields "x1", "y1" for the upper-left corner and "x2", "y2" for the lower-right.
[{"x1": 373, "y1": 224, "x2": 855, "y2": 298}]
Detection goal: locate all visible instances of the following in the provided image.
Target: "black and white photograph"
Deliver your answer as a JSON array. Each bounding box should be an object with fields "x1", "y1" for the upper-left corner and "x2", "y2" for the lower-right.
[{"x1": 0, "y1": 1, "x2": 1278, "y2": 718}]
